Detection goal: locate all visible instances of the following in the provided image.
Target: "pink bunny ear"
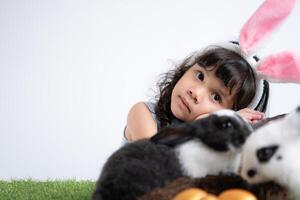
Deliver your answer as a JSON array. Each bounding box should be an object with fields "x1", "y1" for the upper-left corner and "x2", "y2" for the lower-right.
[
  {"x1": 257, "y1": 52, "x2": 300, "y2": 83},
  {"x1": 239, "y1": 0, "x2": 297, "y2": 54}
]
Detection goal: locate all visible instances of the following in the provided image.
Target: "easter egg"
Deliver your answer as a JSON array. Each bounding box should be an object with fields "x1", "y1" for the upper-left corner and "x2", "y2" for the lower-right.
[
  {"x1": 219, "y1": 189, "x2": 257, "y2": 200},
  {"x1": 202, "y1": 194, "x2": 220, "y2": 200},
  {"x1": 173, "y1": 188, "x2": 208, "y2": 200}
]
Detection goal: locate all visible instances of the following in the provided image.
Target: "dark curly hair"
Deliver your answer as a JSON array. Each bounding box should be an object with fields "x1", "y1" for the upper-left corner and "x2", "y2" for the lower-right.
[{"x1": 155, "y1": 46, "x2": 269, "y2": 129}]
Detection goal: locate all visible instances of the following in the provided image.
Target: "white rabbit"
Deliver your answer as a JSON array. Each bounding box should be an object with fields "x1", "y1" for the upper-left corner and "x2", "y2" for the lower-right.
[{"x1": 240, "y1": 105, "x2": 300, "y2": 200}]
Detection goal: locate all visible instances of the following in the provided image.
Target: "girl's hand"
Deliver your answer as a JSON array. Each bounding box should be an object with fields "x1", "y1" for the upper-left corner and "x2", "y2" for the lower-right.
[{"x1": 237, "y1": 108, "x2": 264, "y2": 123}]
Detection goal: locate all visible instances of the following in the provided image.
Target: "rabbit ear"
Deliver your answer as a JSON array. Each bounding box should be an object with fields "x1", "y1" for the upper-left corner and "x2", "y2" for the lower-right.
[
  {"x1": 151, "y1": 123, "x2": 194, "y2": 147},
  {"x1": 257, "y1": 52, "x2": 300, "y2": 83},
  {"x1": 239, "y1": 0, "x2": 297, "y2": 54}
]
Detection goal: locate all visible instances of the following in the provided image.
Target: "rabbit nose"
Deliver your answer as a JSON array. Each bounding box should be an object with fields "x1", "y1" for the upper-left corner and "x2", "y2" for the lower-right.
[{"x1": 247, "y1": 169, "x2": 257, "y2": 178}]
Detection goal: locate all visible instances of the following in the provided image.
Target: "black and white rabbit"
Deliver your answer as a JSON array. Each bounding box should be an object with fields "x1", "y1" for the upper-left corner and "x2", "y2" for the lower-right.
[
  {"x1": 240, "y1": 105, "x2": 300, "y2": 200},
  {"x1": 92, "y1": 110, "x2": 252, "y2": 200}
]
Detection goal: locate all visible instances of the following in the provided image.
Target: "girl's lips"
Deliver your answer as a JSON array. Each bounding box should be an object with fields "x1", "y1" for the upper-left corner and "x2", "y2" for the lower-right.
[{"x1": 179, "y1": 96, "x2": 191, "y2": 113}]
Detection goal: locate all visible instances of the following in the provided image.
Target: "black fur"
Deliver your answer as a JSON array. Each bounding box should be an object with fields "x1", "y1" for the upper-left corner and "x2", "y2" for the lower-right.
[
  {"x1": 92, "y1": 112, "x2": 252, "y2": 200},
  {"x1": 151, "y1": 114, "x2": 251, "y2": 152},
  {"x1": 92, "y1": 140, "x2": 183, "y2": 200},
  {"x1": 256, "y1": 145, "x2": 279, "y2": 163},
  {"x1": 190, "y1": 114, "x2": 251, "y2": 151}
]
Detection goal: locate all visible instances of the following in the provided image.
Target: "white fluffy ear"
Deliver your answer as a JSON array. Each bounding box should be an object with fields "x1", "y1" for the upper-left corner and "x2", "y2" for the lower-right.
[
  {"x1": 239, "y1": 0, "x2": 297, "y2": 54},
  {"x1": 257, "y1": 52, "x2": 300, "y2": 83}
]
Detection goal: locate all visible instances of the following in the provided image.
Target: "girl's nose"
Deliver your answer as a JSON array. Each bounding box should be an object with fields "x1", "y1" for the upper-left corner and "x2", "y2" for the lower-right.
[{"x1": 188, "y1": 88, "x2": 203, "y2": 104}]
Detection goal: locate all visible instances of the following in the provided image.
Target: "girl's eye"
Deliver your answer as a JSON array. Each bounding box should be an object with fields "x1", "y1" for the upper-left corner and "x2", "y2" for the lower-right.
[
  {"x1": 212, "y1": 93, "x2": 222, "y2": 103},
  {"x1": 196, "y1": 71, "x2": 204, "y2": 81}
]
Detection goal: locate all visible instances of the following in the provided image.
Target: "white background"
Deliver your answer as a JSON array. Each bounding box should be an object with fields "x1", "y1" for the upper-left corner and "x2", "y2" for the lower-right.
[{"x1": 0, "y1": 0, "x2": 299, "y2": 180}]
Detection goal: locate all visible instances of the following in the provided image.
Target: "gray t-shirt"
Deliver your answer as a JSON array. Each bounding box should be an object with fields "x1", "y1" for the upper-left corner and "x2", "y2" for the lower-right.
[
  {"x1": 122, "y1": 102, "x2": 159, "y2": 144},
  {"x1": 143, "y1": 101, "x2": 161, "y2": 129},
  {"x1": 122, "y1": 101, "x2": 181, "y2": 144},
  {"x1": 122, "y1": 101, "x2": 160, "y2": 145}
]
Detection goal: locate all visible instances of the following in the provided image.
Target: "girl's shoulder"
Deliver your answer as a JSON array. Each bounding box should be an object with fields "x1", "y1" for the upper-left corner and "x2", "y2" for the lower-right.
[
  {"x1": 124, "y1": 101, "x2": 158, "y2": 141},
  {"x1": 128, "y1": 101, "x2": 156, "y2": 117},
  {"x1": 128, "y1": 101, "x2": 160, "y2": 128}
]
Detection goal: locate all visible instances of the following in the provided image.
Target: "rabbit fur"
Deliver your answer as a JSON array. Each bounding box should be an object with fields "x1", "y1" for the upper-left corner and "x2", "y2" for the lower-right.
[{"x1": 93, "y1": 110, "x2": 252, "y2": 200}]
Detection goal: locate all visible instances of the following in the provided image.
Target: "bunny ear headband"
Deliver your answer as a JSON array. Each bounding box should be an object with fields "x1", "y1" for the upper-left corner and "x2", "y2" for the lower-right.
[{"x1": 217, "y1": 0, "x2": 300, "y2": 111}]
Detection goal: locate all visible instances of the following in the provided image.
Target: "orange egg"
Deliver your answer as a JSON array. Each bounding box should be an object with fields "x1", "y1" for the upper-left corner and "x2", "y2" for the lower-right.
[
  {"x1": 173, "y1": 188, "x2": 207, "y2": 200},
  {"x1": 202, "y1": 194, "x2": 220, "y2": 200},
  {"x1": 219, "y1": 189, "x2": 257, "y2": 200}
]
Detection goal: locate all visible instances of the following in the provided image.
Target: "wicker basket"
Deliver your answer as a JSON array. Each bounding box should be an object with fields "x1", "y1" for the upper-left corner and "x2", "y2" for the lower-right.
[{"x1": 139, "y1": 175, "x2": 287, "y2": 200}]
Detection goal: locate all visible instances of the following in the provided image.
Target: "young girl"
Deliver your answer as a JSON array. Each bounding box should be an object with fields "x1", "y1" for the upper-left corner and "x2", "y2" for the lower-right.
[
  {"x1": 124, "y1": 45, "x2": 268, "y2": 142},
  {"x1": 123, "y1": 0, "x2": 300, "y2": 142}
]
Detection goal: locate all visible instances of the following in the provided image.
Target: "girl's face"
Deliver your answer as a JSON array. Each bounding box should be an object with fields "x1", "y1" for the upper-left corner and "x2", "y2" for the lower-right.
[{"x1": 171, "y1": 64, "x2": 235, "y2": 122}]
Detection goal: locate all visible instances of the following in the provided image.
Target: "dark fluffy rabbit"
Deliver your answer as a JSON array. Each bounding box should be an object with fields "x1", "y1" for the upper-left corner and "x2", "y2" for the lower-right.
[{"x1": 92, "y1": 110, "x2": 252, "y2": 200}]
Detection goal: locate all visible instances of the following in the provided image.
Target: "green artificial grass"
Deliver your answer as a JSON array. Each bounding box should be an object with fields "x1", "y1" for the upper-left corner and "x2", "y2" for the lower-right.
[{"x1": 0, "y1": 180, "x2": 95, "y2": 200}]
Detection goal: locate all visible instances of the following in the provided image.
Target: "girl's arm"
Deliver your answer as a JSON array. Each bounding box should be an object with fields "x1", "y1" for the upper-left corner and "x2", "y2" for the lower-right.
[{"x1": 124, "y1": 102, "x2": 158, "y2": 142}]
